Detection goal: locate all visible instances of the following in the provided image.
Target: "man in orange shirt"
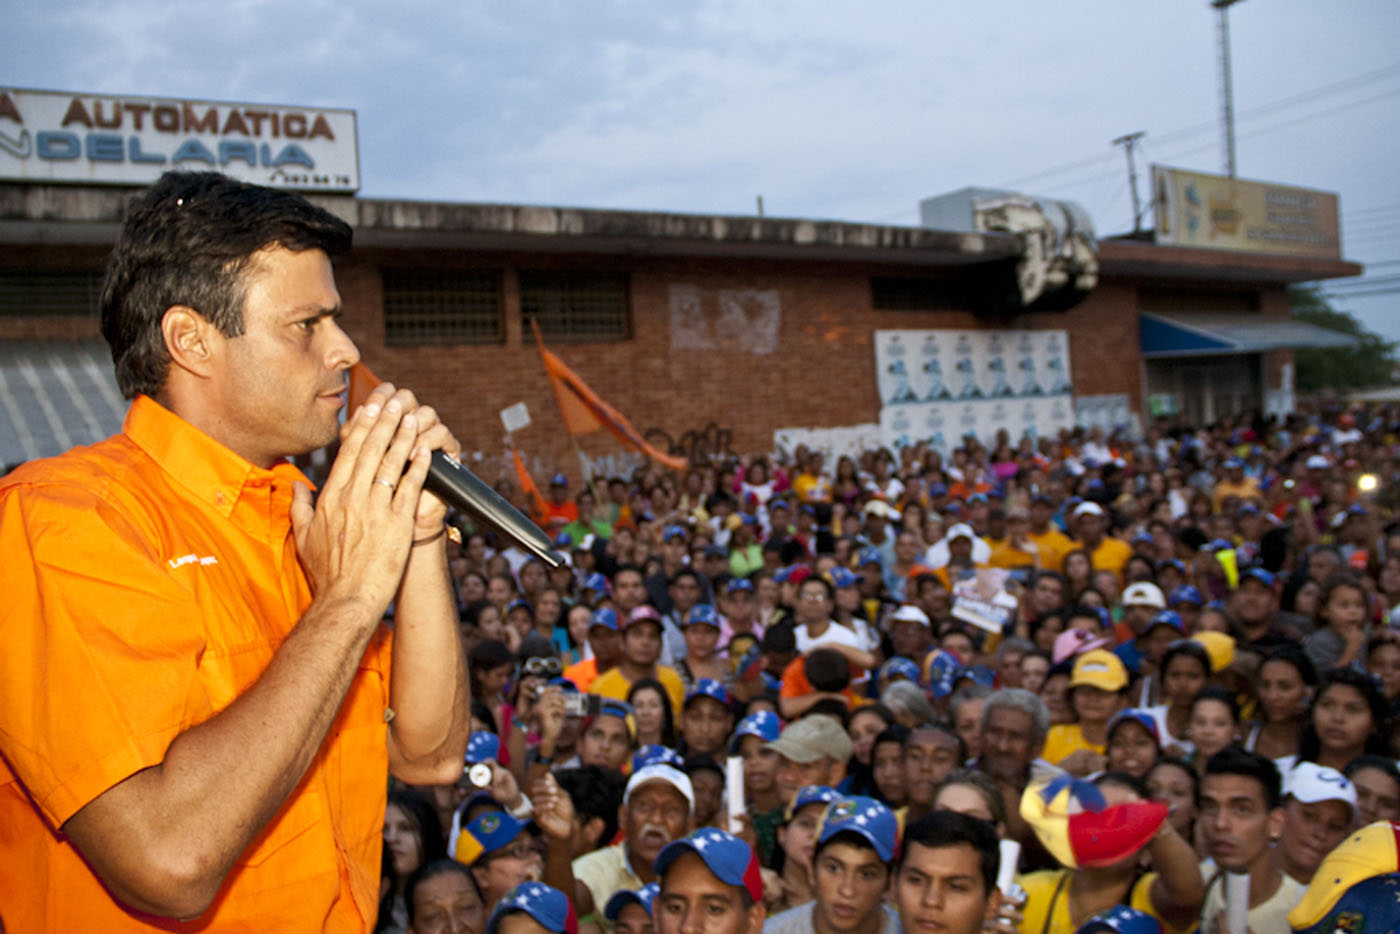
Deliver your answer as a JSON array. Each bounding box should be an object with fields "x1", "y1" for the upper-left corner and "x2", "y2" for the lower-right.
[{"x1": 0, "y1": 172, "x2": 471, "y2": 931}]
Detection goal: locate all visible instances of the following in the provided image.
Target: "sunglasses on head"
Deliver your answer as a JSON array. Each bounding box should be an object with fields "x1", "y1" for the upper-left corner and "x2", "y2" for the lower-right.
[{"x1": 521, "y1": 656, "x2": 563, "y2": 678}]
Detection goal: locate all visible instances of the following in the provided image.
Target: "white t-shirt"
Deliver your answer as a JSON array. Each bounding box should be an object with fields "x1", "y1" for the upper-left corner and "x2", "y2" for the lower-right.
[
  {"x1": 1145, "y1": 705, "x2": 1195, "y2": 757},
  {"x1": 1198, "y1": 859, "x2": 1306, "y2": 934},
  {"x1": 795, "y1": 620, "x2": 871, "y2": 683}
]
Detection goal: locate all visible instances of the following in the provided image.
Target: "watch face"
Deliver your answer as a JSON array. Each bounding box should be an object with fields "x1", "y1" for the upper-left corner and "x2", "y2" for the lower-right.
[{"x1": 469, "y1": 763, "x2": 492, "y2": 787}]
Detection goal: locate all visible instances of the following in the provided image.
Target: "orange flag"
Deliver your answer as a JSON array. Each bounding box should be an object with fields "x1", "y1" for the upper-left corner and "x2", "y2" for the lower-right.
[
  {"x1": 531, "y1": 320, "x2": 687, "y2": 472},
  {"x1": 512, "y1": 447, "x2": 549, "y2": 519}
]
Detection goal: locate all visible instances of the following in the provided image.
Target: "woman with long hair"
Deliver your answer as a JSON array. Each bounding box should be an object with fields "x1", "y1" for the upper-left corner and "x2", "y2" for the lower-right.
[
  {"x1": 627, "y1": 677, "x2": 676, "y2": 748},
  {"x1": 1061, "y1": 548, "x2": 1094, "y2": 602},
  {"x1": 379, "y1": 789, "x2": 446, "y2": 934},
  {"x1": 843, "y1": 704, "x2": 895, "y2": 798},
  {"x1": 1243, "y1": 644, "x2": 1316, "y2": 762},
  {"x1": 1297, "y1": 666, "x2": 1392, "y2": 772}
]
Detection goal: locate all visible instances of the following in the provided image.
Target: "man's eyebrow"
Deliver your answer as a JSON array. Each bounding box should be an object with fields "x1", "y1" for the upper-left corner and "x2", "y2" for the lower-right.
[{"x1": 285, "y1": 303, "x2": 342, "y2": 319}]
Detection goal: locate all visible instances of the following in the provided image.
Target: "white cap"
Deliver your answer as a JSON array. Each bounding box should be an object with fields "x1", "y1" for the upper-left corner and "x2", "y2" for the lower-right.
[
  {"x1": 1073, "y1": 502, "x2": 1105, "y2": 519},
  {"x1": 891, "y1": 604, "x2": 931, "y2": 627},
  {"x1": 1285, "y1": 761, "x2": 1357, "y2": 817},
  {"x1": 625, "y1": 763, "x2": 694, "y2": 814},
  {"x1": 863, "y1": 500, "x2": 901, "y2": 520},
  {"x1": 946, "y1": 523, "x2": 976, "y2": 541},
  {"x1": 1122, "y1": 582, "x2": 1166, "y2": 609},
  {"x1": 1306, "y1": 455, "x2": 1330, "y2": 470}
]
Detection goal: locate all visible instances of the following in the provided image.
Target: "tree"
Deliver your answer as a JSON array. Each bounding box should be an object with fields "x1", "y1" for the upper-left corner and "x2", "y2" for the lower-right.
[{"x1": 1290, "y1": 286, "x2": 1397, "y2": 392}]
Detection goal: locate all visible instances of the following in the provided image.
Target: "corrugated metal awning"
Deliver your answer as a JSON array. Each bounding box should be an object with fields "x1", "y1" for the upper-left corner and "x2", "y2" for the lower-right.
[
  {"x1": 0, "y1": 339, "x2": 127, "y2": 470},
  {"x1": 1140, "y1": 312, "x2": 1360, "y2": 359}
]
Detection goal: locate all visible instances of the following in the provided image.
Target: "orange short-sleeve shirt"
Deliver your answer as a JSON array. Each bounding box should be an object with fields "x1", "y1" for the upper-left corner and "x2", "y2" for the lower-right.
[{"x1": 0, "y1": 396, "x2": 391, "y2": 932}]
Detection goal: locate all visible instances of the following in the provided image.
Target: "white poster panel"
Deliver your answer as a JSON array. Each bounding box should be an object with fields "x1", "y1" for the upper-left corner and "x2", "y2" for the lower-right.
[
  {"x1": 670, "y1": 284, "x2": 781, "y2": 354},
  {"x1": 0, "y1": 87, "x2": 359, "y2": 191},
  {"x1": 773, "y1": 423, "x2": 883, "y2": 465},
  {"x1": 875, "y1": 329, "x2": 1074, "y2": 452},
  {"x1": 1073, "y1": 393, "x2": 1141, "y2": 437}
]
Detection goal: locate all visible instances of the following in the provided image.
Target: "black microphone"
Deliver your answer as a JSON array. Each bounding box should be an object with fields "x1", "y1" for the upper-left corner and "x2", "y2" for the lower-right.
[{"x1": 425, "y1": 450, "x2": 565, "y2": 568}]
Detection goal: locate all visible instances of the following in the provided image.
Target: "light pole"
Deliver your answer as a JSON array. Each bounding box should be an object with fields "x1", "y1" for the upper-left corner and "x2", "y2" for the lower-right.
[{"x1": 1212, "y1": 0, "x2": 1244, "y2": 178}]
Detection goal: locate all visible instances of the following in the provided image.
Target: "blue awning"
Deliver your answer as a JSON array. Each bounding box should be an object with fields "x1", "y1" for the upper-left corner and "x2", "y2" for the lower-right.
[
  {"x1": 1140, "y1": 312, "x2": 1359, "y2": 359},
  {"x1": 0, "y1": 339, "x2": 127, "y2": 470}
]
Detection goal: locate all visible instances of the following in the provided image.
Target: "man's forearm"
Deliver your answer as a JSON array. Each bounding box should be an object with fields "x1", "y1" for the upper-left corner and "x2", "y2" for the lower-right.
[
  {"x1": 387, "y1": 537, "x2": 471, "y2": 784},
  {"x1": 62, "y1": 595, "x2": 385, "y2": 919}
]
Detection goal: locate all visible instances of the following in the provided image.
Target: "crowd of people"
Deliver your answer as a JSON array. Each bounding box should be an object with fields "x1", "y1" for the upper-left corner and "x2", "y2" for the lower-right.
[{"x1": 376, "y1": 404, "x2": 1400, "y2": 934}]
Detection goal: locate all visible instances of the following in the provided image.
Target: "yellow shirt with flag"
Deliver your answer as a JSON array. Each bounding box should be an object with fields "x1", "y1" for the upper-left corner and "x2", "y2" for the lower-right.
[{"x1": 1041, "y1": 723, "x2": 1104, "y2": 765}]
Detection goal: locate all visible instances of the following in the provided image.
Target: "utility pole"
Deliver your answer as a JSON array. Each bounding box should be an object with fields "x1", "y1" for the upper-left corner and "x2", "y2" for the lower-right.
[
  {"x1": 1212, "y1": 0, "x2": 1244, "y2": 177},
  {"x1": 1113, "y1": 131, "x2": 1146, "y2": 233}
]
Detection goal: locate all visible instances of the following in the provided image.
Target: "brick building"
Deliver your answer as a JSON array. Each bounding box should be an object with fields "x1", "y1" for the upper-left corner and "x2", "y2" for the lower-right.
[{"x1": 0, "y1": 181, "x2": 1362, "y2": 479}]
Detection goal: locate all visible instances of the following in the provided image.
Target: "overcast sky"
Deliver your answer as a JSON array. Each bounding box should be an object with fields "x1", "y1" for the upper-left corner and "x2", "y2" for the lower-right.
[{"x1": 11, "y1": 0, "x2": 1400, "y2": 339}]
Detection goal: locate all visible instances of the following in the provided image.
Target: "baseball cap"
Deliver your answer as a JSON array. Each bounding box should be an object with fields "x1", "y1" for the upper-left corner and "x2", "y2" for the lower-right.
[
  {"x1": 465, "y1": 732, "x2": 501, "y2": 765},
  {"x1": 604, "y1": 882, "x2": 659, "y2": 922},
  {"x1": 891, "y1": 604, "x2": 931, "y2": 627},
  {"x1": 725, "y1": 577, "x2": 755, "y2": 594},
  {"x1": 955, "y1": 664, "x2": 997, "y2": 689},
  {"x1": 1288, "y1": 820, "x2": 1400, "y2": 934},
  {"x1": 1306, "y1": 454, "x2": 1330, "y2": 469},
  {"x1": 1190, "y1": 631, "x2": 1236, "y2": 674},
  {"x1": 590, "y1": 607, "x2": 620, "y2": 632},
  {"x1": 1224, "y1": 457, "x2": 1245, "y2": 470},
  {"x1": 928, "y1": 482, "x2": 949, "y2": 498},
  {"x1": 684, "y1": 604, "x2": 720, "y2": 629},
  {"x1": 552, "y1": 532, "x2": 573, "y2": 549},
  {"x1": 1070, "y1": 650, "x2": 1128, "y2": 692},
  {"x1": 785, "y1": 785, "x2": 842, "y2": 822},
  {"x1": 923, "y1": 647, "x2": 962, "y2": 699},
  {"x1": 1285, "y1": 762, "x2": 1358, "y2": 818},
  {"x1": 633, "y1": 745, "x2": 685, "y2": 772},
  {"x1": 946, "y1": 523, "x2": 976, "y2": 541},
  {"x1": 583, "y1": 572, "x2": 610, "y2": 594},
  {"x1": 1167, "y1": 585, "x2": 1203, "y2": 608},
  {"x1": 455, "y1": 810, "x2": 533, "y2": 865},
  {"x1": 879, "y1": 656, "x2": 921, "y2": 685},
  {"x1": 1073, "y1": 502, "x2": 1105, "y2": 519},
  {"x1": 827, "y1": 566, "x2": 861, "y2": 590},
  {"x1": 863, "y1": 500, "x2": 901, "y2": 520},
  {"x1": 625, "y1": 763, "x2": 695, "y2": 813},
  {"x1": 1121, "y1": 582, "x2": 1166, "y2": 609},
  {"x1": 487, "y1": 883, "x2": 578, "y2": 934},
  {"x1": 817, "y1": 795, "x2": 898, "y2": 863},
  {"x1": 766, "y1": 715, "x2": 853, "y2": 764},
  {"x1": 1053, "y1": 629, "x2": 1111, "y2": 665},
  {"x1": 1106, "y1": 709, "x2": 1161, "y2": 745},
  {"x1": 1143, "y1": 611, "x2": 1184, "y2": 635},
  {"x1": 505, "y1": 597, "x2": 534, "y2": 616},
  {"x1": 1022, "y1": 773, "x2": 1168, "y2": 869},
  {"x1": 1239, "y1": 566, "x2": 1275, "y2": 588},
  {"x1": 1076, "y1": 907, "x2": 1163, "y2": 934},
  {"x1": 625, "y1": 605, "x2": 663, "y2": 629},
  {"x1": 730, "y1": 710, "x2": 782, "y2": 752},
  {"x1": 662, "y1": 524, "x2": 689, "y2": 543},
  {"x1": 684, "y1": 678, "x2": 730, "y2": 709},
  {"x1": 654, "y1": 829, "x2": 763, "y2": 905},
  {"x1": 550, "y1": 474, "x2": 568, "y2": 487}
]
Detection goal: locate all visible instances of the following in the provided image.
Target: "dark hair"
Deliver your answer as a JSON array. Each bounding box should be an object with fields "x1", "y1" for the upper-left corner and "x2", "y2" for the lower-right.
[
  {"x1": 386, "y1": 788, "x2": 447, "y2": 871},
  {"x1": 1203, "y1": 747, "x2": 1283, "y2": 809},
  {"x1": 554, "y1": 765, "x2": 626, "y2": 850},
  {"x1": 101, "y1": 171, "x2": 352, "y2": 398},
  {"x1": 814, "y1": 827, "x2": 891, "y2": 870},
  {"x1": 1161, "y1": 641, "x2": 1211, "y2": 679},
  {"x1": 897, "y1": 811, "x2": 999, "y2": 894},
  {"x1": 807, "y1": 698, "x2": 851, "y2": 726},
  {"x1": 906, "y1": 721, "x2": 966, "y2": 763},
  {"x1": 1147, "y1": 755, "x2": 1200, "y2": 808},
  {"x1": 1190, "y1": 685, "x2": 1239, "y2": 723},
  {"x1": 761, "y1": 621, "x2": 797, "y2": 655},
  {"x1": 684, "y1": 755, "x2": 725, "y2": 781},
  {"x1": 798, "y1": 574, "x2": 836, "y2": 602},
  {"x1": 670, "y1": 567, "x2": 704, "y2": 589},
  {"x1": 873, "y1": 723, "x2": 911, "y2": 755},
  {"x1": 1344, "y1": 754, "x2": 1400, "y2": 792},
  {"x1": 1258, "y1": 644, "x2": 1318, "y2": 687},
  {"x1": 1317, "y1": 573, "x2": 1368, "y2": 626},
  {"x1": 1093, "y1": 770, "x2": 1151, "y2": 800},
  {"x1": 468, "y1": 639, "x2": 514, "y2": 704},
  {"x1": 933, "y1": 768, "x2": 1008, "y2": 827},
  {"x1": 404, "y1": 859, "x2": 481, "y2": 928},
  {"x1": 805, "y1": 648, "x2": 851, "y2": 692},
  {"x1": 1298, "y1": 667, "x2": 1392, "y2": 761},
  {"x1": 627, "y1": 677, "x2": 677, "y2": 747}
]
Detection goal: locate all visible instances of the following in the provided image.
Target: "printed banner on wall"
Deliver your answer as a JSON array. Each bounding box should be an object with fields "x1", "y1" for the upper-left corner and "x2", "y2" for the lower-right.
[{"x1": 874, "y1": 329, "x2": 1074, "y2": 452}]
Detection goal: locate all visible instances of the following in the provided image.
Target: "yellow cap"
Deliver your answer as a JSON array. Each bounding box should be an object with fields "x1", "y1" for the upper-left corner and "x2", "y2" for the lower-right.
[
  {"x1": 1191, "y1": 631, "x2": 1236, "y2": 673},
  {"x1": 1070, "y1": 649, "x2": 1128, "y2": 692}
]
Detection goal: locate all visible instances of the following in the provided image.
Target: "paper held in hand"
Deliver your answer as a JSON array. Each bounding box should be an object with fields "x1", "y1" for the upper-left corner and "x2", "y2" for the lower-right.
[{"x1": 500, "y1": 402, "x2": 532, "y2": 434}]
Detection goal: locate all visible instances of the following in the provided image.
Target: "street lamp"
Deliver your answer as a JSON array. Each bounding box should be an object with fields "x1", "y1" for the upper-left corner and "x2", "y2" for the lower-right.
[{"x1": 1212, "y1": 0, "x2": 1244, "y2": 178}]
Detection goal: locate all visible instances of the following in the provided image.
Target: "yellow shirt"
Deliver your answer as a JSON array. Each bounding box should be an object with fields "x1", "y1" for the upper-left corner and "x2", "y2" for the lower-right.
[
  {"x1": 988, "y1": 539, "x2": 1037, "y2": 569},
  {"x1": 1018, "y1": 869, "x2": 1190, "y2": 934},
  {"x1": 1082, "y1": 536, "x2": 1133, "y2": 578},
  {"x1": 1041, "y1": 723, "x2": 1104, "y2": 765},
  {"x1": 1029, "y1": 527, "x2": 1075, "y2": 570},
  {"x1": 590, "y1": 664, "x2": 686, "y2": 714}
]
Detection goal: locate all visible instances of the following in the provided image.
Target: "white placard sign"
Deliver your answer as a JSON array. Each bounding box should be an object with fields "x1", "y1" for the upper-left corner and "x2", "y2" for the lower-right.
[
  {"x1": 0, "y1": 87, "x2": 359, "y2": 191},
  {"x1": 500, "y1": 402, "x2": 532, "y2": 434}
]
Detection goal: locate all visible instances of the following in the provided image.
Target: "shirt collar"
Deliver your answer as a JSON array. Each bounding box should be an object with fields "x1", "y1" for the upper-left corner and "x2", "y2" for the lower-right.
[{"x1": 123, "y1": 395, "x2": 312, "y2": 519}]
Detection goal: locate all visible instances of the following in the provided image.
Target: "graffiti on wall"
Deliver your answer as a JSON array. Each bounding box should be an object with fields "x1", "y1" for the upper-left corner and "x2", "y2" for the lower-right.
[{"x1": 670, "y1": 284, "x2": 781, "y2": 354}]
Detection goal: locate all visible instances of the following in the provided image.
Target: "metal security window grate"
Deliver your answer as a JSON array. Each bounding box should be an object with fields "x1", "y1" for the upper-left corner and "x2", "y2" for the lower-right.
[
  {"x1": 520, "y1": 270, "x2": 630, "y2": 342},
  {"x1": 0, "y1": 270, "x2": 103, "y2": 316},
  {"x1": 382, "y1": 269, "x2": 503, "y2": 345}
]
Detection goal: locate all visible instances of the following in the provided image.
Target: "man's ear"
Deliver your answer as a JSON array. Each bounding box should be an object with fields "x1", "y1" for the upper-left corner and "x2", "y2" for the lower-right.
[
  {"x1": 1267, "y1": 806, "x2": 1286, "y2": 842},
  {"x1": 983, "y1": 886, "x2": 1003, "y2": 922},
  {"x1": 161, "y1": 305, "x2": 217, "y2": 379},
  {"x1": 746, "y1": 896, "x2": 766, "y2": 932}
]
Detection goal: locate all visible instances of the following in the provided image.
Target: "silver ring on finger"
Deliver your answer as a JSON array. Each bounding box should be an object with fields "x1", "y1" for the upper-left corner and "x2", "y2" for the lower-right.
[{"x1": 374, "y1": 477, "x2": 396, "y2": 491}]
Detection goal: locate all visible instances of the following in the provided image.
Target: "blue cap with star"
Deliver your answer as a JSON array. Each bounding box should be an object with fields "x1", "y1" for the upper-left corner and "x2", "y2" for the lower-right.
[
  {"x1": 817, "y1": 794, "x2": 898, "y2": 863},
  {"x1": 486, "y1": 882, "x2": 578, "y2": 934}
]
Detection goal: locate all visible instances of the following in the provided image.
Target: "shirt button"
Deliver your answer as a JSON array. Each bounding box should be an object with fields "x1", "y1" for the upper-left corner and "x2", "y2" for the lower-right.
[{"x1": 215, "y1": 492, "x2": 226, "y2": 506}]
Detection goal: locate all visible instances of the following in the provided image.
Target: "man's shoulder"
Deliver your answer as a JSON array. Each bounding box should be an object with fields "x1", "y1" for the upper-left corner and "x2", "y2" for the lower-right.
[
  {"x1": 572, "y1": 840, "x2": 626, "y2": 872},
  {"x1": 655, "y1": 665, "x2": 684, "y2": 687}
]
